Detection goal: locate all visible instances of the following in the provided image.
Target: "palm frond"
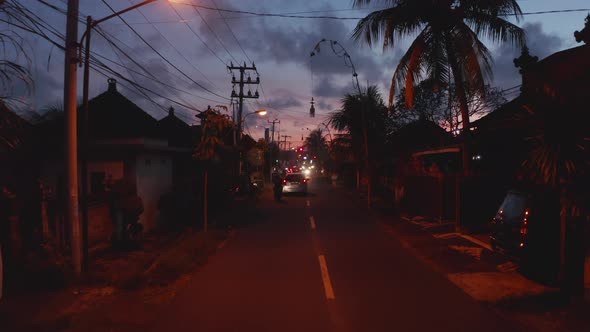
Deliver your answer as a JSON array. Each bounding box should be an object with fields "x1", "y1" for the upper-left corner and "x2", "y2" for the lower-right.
[
  {"x1": 451, "y1": 24, "x2": 490, "y2": 96},
  {"x1": 391, "y1": 28, "x2": 430, "y2": 109},
  {"x1": 352, "y1": 4, "x2": 424, "y2": 50},
  {"x1": 424, "y1": 31, "x2": 450, "y2": 92},
  {"x1": 465, "y1": 12, "x2": 525, "y2": 48},
  {"x1": 462, "y1": 0, "x2": 523, "y2": 20}
]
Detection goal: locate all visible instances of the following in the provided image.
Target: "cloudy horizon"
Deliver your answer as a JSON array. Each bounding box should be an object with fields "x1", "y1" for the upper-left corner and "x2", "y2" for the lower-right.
[{"x1": 6, "y1": 0, "x2": 590, "y2": 144}]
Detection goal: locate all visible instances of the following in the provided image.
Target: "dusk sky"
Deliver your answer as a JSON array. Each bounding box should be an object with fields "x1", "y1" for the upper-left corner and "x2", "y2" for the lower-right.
[{"x1": 13, "y1": 0, "x2": 590, "y2": 145}]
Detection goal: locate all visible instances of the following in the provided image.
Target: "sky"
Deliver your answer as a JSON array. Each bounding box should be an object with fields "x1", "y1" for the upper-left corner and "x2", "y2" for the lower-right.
[{"x1": 6, "y1": 0, "x2": 590, "y2": 146}]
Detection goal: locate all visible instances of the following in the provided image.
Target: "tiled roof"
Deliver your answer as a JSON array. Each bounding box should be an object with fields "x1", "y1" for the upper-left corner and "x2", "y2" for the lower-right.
[
  {"x1": 158, "y1": 109, "x2": 194, "y2": 148},
  {"x1": 87, "y1": 79, "x2": 161, "y2": 139}
]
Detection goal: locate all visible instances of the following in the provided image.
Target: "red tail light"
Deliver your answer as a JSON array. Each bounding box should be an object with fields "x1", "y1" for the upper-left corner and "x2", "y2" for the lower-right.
[
  {"x1": 282, "y1": 179, "x2": 286, "y2": 185},
  {"x1": 303, "y1": 179, "x2": 308, "y2": 183}
]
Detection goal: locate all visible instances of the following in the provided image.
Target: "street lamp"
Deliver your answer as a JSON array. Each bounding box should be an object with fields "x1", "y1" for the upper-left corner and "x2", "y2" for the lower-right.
[
  {"x1": 240, "y1": 109, "x2": 267, "y2": 142},
  {"x1": 237, "y1": 109, "x2": 267, "y2": 174},
  {"x1": 74, "y1": 0, "x2": 157, "y2": 272}
]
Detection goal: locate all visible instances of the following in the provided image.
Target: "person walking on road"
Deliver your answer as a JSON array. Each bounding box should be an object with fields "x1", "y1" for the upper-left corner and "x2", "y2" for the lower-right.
[{"x1": 272, "y1": 173, "x2": 283, "y2": 202}]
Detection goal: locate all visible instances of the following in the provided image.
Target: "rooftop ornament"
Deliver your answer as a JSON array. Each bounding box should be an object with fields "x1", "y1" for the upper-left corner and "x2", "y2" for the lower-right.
[
  {"x1": 513, "y1": 45, "x2": 538, "y2": 73},
  {"x1": 574, "y1": 14, "x2": 590, "y2": 44}
]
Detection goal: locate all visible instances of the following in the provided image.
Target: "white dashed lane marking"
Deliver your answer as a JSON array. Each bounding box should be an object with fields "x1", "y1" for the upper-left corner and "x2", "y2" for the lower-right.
[{"x1": 318, "y1": 255, "x2": 335, "y2": 300}]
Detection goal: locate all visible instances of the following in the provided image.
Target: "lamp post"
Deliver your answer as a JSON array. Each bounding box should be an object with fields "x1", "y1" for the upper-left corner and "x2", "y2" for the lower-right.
[
  {"x1": 238, "y1": 110, "x2": 268, "y2": 137},
  {"x1": 310, "y1": 39, "x2": 371, "y2": 209},
  {"x1": 69, "y1": 0, "x2": 159, "y2": 273},
  {"x1": 238, "y1": 109, "x2": 267, "y2": 174}
]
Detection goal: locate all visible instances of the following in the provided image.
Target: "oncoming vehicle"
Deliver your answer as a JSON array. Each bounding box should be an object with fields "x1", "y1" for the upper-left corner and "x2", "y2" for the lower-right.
[{"x1": 282, "y1": 173, "x2": 308, "y2": 195}]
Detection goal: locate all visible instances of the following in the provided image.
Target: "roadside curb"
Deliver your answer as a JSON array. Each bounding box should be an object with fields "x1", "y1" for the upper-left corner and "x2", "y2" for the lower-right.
[{"x1": 376, "y1": 211, "x2": 561, "y2": 305}]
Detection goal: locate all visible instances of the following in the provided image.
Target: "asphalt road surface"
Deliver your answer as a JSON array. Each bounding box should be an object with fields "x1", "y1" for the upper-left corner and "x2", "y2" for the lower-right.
[{"x1": 150, "y1": 177, "x2": 526, "y2": 332}]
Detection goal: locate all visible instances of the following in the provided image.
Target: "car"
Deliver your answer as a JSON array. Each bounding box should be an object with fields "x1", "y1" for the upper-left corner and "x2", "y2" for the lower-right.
[
  {"x1": 282, "y1": 173, "x2": 308, "y2": 195},
  {"x1": 489, "y1": 189, "x2": 560, "y2": 284}
]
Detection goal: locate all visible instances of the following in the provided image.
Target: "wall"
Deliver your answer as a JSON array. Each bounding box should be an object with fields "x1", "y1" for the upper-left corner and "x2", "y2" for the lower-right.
[
  {"x1": 87, "y1": 202, "x2": 112, "y2": 247},
  {"x1": 135, "y1": 153, "x2": 173, "y2": 231}
]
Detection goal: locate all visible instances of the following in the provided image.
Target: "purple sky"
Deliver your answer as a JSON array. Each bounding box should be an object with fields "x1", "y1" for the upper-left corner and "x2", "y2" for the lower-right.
[{"x1": 9, "y1": 0, "x2": 590, "y2": 145}]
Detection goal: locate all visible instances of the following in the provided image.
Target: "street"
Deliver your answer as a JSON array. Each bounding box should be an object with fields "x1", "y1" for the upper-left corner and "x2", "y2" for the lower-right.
[{"x1": 149, "y1": 177, "x2": 527, "y2": 332}]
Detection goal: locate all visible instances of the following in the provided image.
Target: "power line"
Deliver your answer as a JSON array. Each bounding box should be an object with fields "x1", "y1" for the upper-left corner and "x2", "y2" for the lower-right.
[
  {"x1": 98, "y1": 30, "x2": 213, "y2": 110},
  {"x1": 100, "y1": 0, "x2": 230, "y2": 101},
  {"x1": 38, "y1": 0, "x2": 224, "y2": 105},
  {"x1": 127, "y1": 0, "x2": 222, "y2": 91},
  {"x1": 90, "y1": 62, "x2": 174, "y2": 117},
  {"x1": 94, "y1": 27, "x2": 159, "y2": 80},
  {"x1": 96, "y1": 26, "x2": 227, "y2": 104},
  {"x1": 90, "y1": 56, "x2": 204, "y2": 112},
  {"x1": 166, "y1": 1, "x2": 229, "y2": 66},
  {"x1": 171, "y1": 2, "x2": 590, "y2": 20},
  {"x1": 190, "y1": 5, "x2": 239, "y2": 64},
  {"x1": 4, "y1": 2, "x2": 214, "y2": 122},
  {"x1": 92, "y1": 48, "x2": 224, "y2": 104},
  {"x1": 210, "y1": 0, "x2": 252, "y2": 63}
]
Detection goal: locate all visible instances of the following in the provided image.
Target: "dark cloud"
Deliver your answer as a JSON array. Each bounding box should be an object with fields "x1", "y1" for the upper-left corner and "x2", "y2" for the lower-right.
[
  {"x1": 32, "y1": 66, "x2": 63, "y2": 109},
  {"x1": 194, "y1": 1, "x2": 400, "y2": 87},
  {"x1": 492, "y1": 22, "x2": 563, "y2": 90},
  {"x1": 313, "y1": 76, "x2": 352, "y2": 97},
  {"x1": 265, "y1": 96, "x2": 303, "y2": 109},
  {"x1": 317, "y1": 100, "x2": 333, "y2": 111}
]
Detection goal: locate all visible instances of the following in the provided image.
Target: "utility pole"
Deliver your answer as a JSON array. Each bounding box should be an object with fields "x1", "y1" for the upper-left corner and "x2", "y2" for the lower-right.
[
  {"x1": 268, "y1": 119, "x2": 280, "y2": 143},
  {"x1": 281, "y1": 135, "x2": 291, "y2": 151},
  {"x1": 227, "y1": 62, "x2": 259, "y2": 144},
  {"x1": 267, "y1": 119, "x2": 279, "y2": 182},
  {"x1": 64, "y1": 0, "x2": 82, "y2": 276}
]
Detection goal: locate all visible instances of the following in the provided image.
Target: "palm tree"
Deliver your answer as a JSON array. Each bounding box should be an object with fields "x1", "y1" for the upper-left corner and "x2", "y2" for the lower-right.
[
  {"x1": 329, "y1": 85, "x2": 392, "y2": 189},
  {"x1": 0, "y1": 1, "x2": 35, "y2": 106},
  {"x1": 304, "y1": 129, "x2": 328, "y2": 158},
  {"x1": 517, "y1": 90, "x2": 589, "y2": 295},
  {"x1": 328, "y1": 133, "x2": 355, "y2": 176},
  {"x1": 352, "y1": 0, "x2": 525, "y2": 174}
]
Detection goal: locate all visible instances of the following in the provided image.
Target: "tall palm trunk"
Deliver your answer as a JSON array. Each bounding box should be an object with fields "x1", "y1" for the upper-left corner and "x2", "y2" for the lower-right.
[
  {"x1": 446, "y1": 41, "x2": 471, "y2": 177},
  {"x1": 447, "y1": 39, "x2": 471, "y2": 232}
]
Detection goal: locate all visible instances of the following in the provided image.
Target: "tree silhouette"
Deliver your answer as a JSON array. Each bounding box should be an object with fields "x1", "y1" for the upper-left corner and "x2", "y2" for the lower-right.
[
  {"x1": 329, "y1": 86, "x2": 393, "y2": 186},
  {"x1": 352, "y1": 0, "x2": 525, "y2": 173},
  {"x1": 193, "y1": 110, "x2": 233, "y2": 232},
  {"x1": 0, "y1": 1, "x2": 38, "y2": 106}
]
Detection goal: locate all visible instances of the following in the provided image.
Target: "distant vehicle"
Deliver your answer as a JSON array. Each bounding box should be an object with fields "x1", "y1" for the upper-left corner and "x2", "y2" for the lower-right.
[
  {"x1": 282, "y1": 173, "x2": 308, "y2": 195},
  {"x1": 489, "y1": 189, "x2": 560, "y2": 284}
]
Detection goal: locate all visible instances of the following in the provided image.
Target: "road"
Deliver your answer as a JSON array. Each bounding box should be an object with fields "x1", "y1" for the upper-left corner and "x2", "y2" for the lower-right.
[{"x1": 150, "y1": 176, "x2": 526, "y2": 332}]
